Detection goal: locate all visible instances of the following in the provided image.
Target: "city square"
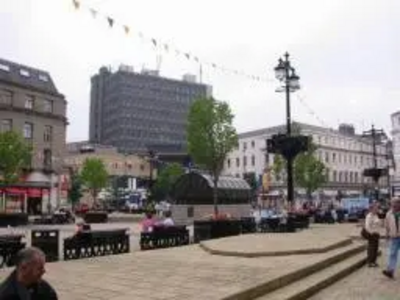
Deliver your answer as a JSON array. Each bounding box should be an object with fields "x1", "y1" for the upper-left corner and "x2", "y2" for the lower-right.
[{"x1": 1, "y1": 0, "x2": 400, "y2": 299}]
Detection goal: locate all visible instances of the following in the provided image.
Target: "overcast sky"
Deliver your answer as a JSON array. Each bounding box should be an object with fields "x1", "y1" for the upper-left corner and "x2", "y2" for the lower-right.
[{"x1": 1, "y1": 0, "x2": 399, "y2": 142}]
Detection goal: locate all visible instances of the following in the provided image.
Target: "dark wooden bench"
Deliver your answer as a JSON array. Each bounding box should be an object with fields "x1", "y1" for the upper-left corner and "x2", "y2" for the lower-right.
[
  {"x1": 0, "y1": 234, "x2": 26, "y2": 268},
  {"x1": 63, "y1": 229, "x2": 129, "y2": 260},
  {"x1": 140, "y1": 226, "x2": 190, "y2": 250}
]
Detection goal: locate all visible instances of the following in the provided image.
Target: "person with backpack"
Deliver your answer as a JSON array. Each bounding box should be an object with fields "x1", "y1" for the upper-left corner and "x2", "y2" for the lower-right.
[{"x1": 382, "y1": 198, "x2": 400, "y2": 279}]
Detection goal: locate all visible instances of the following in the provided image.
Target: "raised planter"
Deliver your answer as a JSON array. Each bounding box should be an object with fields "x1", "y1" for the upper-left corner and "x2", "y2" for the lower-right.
[
  {"x1": 63, "y1": 229, "x2": 129, "y2": 260},
  {"x1": 140, "y1": 225, "x2": 190, "y2": 250},
  {"x1": 0, "y1": 213, "x2": 29, "y2": 227},
  {"x1": 0, "y1": 234, "x2": 26, "y2": 268},
  {"x1": 194, "y1": 219, "x2": 241, "y2": 243},
  {"x1": 83, "y1": 211, "x2": 108, "y2": 224}
]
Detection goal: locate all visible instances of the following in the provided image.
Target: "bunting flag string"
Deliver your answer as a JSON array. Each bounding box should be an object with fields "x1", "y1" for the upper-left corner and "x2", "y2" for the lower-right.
[
  {"x1": 296, "y1": 94, "x2": 331, "y2": 128},
  {"x1": 70, "y1": 0, "x2": 274, "y2": 83}
]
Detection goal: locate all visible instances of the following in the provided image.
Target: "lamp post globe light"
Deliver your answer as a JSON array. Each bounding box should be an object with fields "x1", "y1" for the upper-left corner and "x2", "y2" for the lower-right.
[{"x1": 274, "y1": 52, "x2": 301, "y2": 203}]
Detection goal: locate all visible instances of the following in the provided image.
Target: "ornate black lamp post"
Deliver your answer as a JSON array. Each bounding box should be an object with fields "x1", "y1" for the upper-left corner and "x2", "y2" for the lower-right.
[{"x1": 273, "y1": 53, "x2": 301, "y2": 203}]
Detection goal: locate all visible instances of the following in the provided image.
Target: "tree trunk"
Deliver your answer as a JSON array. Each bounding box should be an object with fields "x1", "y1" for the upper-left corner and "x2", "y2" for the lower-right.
[
  {"x1": 92, "y1": 189, "x2": 98, "y2": 208},
  {"x1": 213, "y1": 175, "x2": 219, "y2": 216}
]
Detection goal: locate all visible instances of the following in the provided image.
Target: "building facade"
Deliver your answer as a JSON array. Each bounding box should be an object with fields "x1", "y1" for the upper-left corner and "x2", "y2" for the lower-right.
[
  {"x1": 223, "y1": 122, "x2": 391, "y2": 198},
  {"x1": 65, "y1": 141, "x2": 152, "y2": 184},
  {"x1": 391, "y1": 111, "x2": 400, "y2": 195},
  {"x1": 0, "y1": 58, "x2": 68, "y2": 213},
  {"x1": 89, "y1": 66, "x2": 212, "y2": 154}
]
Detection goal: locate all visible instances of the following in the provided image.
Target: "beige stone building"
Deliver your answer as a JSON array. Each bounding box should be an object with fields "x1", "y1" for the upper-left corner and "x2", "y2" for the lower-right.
[
  {"x1": 0, "y1": 58, "x2": 68, "y2": 214},
  {"x1": 65, "y1": 141, "x2": 153, "y2": 183}
]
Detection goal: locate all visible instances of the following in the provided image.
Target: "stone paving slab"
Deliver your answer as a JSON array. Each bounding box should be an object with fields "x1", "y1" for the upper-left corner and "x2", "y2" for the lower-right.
[
  {"x1": 309, "y1": 244, "x2": 400, "y2": 300},
  {"x1": 200, "y1": 225, "x2": 353, "y2": 257},
  {"x1": 0, "y1": 224, "x2": 364, "y2": 300}
]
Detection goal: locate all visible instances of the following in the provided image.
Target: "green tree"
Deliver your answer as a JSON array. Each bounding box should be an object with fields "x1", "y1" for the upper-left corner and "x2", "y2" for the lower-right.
[
  {"x1": 152, "y1": 163, "x2": 184, "y2": 201},
  {"x1": 294, "y1": 142, "x2": 327, "y2": 200},
  {"x1": 68, "y1": 171, "x2": 82, "y2": 208},
  {"x1": 80, "y1": 158, "x2": 108, "y2": 205},
  {"x1": 270, "y1": 123, "x2": 327, "y2": 199},
  {"x1": 187, "y1": 97, "x2": 238, "y2": 215},
  {"x1": 243, "y1": 172, "x2": 258, "y2": 191},
  {"x1": 272, "y1": 155, "x2": 285, "y2": 182},
  {"x1": 0, "y1": 131, "x2": 32, "y2": 185}
]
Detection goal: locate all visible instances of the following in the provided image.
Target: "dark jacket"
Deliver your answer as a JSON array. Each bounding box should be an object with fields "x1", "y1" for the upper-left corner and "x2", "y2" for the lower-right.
[{"x1": 0, "y1": 271, "x2": 57, "y2": 300}]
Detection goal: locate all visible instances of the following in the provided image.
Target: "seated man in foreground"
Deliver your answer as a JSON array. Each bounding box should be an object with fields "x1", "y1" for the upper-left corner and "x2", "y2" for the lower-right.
[{"x1": 0, "y1": 247, "x2": 58, "y2": 300}]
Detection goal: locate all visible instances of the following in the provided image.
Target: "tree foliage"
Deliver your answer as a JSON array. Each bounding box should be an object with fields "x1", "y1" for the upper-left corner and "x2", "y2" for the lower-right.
[
  {"x1": 80, "y1": 158, "x2": 108, "y2": 204},
  {"x1": 0, "y1": 131, "x2": 32, "y2": 185},
  {"x1": 270, "y1": 123, "x2": 327, "y2": 198},
  {"x1": 152, "y1": 163, "x2": 184, "y2": 201},
  {"x1": 187, "y1": 97, "x2": 238, "y2": 215},
  {"x1": 68, "y1": 171, "x2": 82, "y2": 207},
  {"x1": 294, "y1": 142, "x2": 327, "y2": 199}
]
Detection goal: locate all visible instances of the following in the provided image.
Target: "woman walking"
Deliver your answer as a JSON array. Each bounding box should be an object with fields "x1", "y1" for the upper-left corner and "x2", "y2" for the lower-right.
[{"x1": 365, "y1": 203, "x2": 382, "y2": 267}]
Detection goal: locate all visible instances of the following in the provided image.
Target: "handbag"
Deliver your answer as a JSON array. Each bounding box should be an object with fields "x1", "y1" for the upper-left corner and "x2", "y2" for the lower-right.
[{"x1": 361, "y1": 227, "x2": 370, "y2": 240}]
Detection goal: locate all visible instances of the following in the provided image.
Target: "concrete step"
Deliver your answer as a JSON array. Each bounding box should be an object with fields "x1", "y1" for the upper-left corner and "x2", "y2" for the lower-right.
[
  {"x1": 255, "y1": 251, "x2": 367, "y2": 300},
  {"x1": 225, "y1": 242, "x2": 366, "y2": 300}
]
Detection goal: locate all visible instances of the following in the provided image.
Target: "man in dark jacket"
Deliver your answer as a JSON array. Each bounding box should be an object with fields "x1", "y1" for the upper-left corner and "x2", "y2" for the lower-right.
[{"x1": 0, "y1": 247, "x2": 57, "y2": 299}]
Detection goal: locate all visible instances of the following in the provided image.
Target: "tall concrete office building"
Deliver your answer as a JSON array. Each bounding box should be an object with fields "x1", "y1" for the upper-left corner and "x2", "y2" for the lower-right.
[{"x1": 89, "y1": 66, "x2": 212, "y2": 154}]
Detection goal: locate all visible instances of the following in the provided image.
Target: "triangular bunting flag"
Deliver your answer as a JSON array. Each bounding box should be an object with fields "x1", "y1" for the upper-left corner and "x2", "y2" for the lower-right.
[
  {"x1": 151, "y1": 39, "x2": 157, "y2": 47},
  {"x1": 163, "y1": 44, "x2": 169, "y2": 52},
  {"x1": 90, "y1": 8, "x2": 97, "y2": 18},
  {"x1": 72, "y1": 0, "x2": 80, "y2": 10},
  {"x1": 107, "y1": 17, "x2": 114, "y2": 27},
  {"x1": 194, "y1": 56, "x2": 199, "y2": 62},
  {"x1": 212, "y1": 63, "x2": 216, "y2": 68},
  {"x1": 123, "y1": 25, "x2": 130, "y2": 35},
  {"x1": 185, "y1": 53, "x2": 190, "y2": 59}
]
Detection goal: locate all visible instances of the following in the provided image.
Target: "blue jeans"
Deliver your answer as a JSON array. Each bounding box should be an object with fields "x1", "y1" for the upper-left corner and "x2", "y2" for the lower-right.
[{"x1": 387, "y1": 238, "x2": 400, "y2": 272}]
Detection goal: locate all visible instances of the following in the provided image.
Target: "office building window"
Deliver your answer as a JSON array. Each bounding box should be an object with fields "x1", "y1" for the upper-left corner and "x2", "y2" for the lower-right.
[
  {"x1": 38, "y1": 74, "x2": 48, "y2": 82},
  {"x1": 333, "y1": 171, "x2": 337, "y2": 182},
  {"x1": 0, "y1": 63, "x2": 10, "y2": 72},
  {"x1": 23, "y1": 122, "x2": 33, "y2": 139},
  {"x1": 227, "y1": 159, "x2": 231, "y2": 168},
  {"x1": 251, "y1": 155, "x2": 255, "y2": 166},
  {"x1": 236, "y1": 158, "x2": 240, "y2": 167},
  {"x1": 20, "y1": 69, "x2": 30, "y2": 77},
  {"x1": 332, "y1": 153, "x2": 336, "y2": 163},
  {"x1": 43, "y1": 99, "x2": 53, "y2": 113},
  {"x1": 0, "y1": 90, "x2": 13, "y2": 105},
  {"x1": 243, "y1": 156, "x2": 247, "y2": 167},
  {"x1": 243, "y1": 142, "x2": 247, "y2": 151},
  {"x1": 1, "y1": 119, "x2": 12, "y2": 132},
  {"x1": 44, "y1": 125, "x2": 53, "y2": 142},
  {"x1": 325, "y1": 152, "x2": 329, "y2": 163},
  {"x1": 251, "y1": 140, "x2": 255, "y2": 148},
  {"x1": 25, "y1": 95, "x2": 34, "y2": 109}
]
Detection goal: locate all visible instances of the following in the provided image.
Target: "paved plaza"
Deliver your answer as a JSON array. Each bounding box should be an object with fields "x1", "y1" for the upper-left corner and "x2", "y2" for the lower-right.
[{"x1": 0, "y1": 223, "x2": 398, "y2": 299}]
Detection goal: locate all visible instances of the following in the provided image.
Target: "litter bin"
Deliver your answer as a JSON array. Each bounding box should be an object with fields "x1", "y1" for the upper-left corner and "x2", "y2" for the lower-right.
[{"x1": 31, "y1": 229, "x2": 59, "y2": 262}]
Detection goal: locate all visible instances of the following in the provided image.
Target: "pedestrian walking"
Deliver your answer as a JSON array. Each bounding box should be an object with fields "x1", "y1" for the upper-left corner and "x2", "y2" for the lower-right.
[
  {"x1": 364, "y1": 203, "x2": 381, "y2": 267},
  {"x1": 382, "y1": 198, "x2": 400, "y2": 279}
]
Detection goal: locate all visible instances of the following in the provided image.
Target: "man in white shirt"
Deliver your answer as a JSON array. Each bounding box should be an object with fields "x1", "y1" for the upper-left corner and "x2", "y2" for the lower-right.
[{"x1": 163, "y1": 211, "x2": 175, "y2": 226}]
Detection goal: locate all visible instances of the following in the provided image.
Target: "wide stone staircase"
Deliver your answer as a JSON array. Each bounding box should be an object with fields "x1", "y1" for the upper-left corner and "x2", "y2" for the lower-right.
[{"x1": 232, "y1": 241, "x2": 367, "y2": 300}]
